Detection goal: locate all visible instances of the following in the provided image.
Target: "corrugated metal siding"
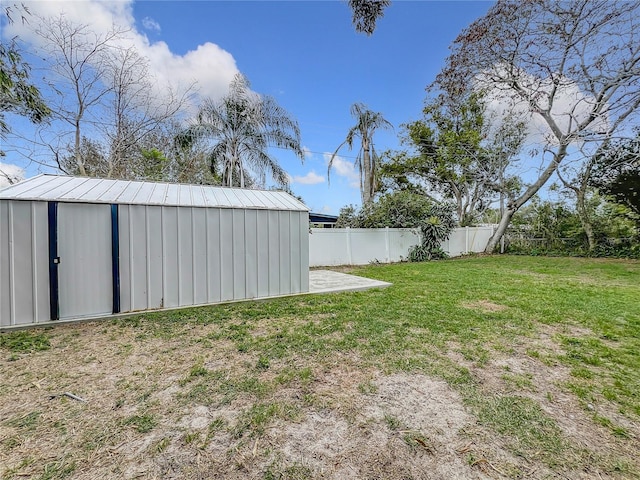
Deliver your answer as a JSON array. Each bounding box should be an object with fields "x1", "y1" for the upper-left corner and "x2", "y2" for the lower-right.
[
  {"x1": 0, "y1": 200, "x2": 49, "y2": 326},
  {"x1": 0, "y1": 175, "x2": 308, "y2": 211},
  {"x1": 300, "y1": 212, "x2": 310, "y2": 292},
  {"x1": 114, "y1": 205, "x2": 309, "y2": 314}
]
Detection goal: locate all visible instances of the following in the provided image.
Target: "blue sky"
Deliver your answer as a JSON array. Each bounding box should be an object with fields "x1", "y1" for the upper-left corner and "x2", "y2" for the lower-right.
[{"x1": 2, "y1": 1, "x2": 494, "y2": 213}]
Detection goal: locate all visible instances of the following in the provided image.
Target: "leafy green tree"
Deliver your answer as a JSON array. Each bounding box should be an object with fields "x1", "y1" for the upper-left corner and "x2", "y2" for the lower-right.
[
  {"x1": 329, "y1": 102, "x2": 392, "y2": 205},
  {"x1": 510, "y1": 199, "x2": 582, "y2": 242},
  {"x1": 603, "y1": 169, "x2": 640, "y2": 218},
  {"x1": 189, "y1": 74, "x2": 303, "y2": 188},
  {"x1": 507, "y1": 195, "x2": 638, "y2": 255},
  {"x1": 0, "y1": 39, "x2": 50, "y2": 156},
  {"x1": 384, "y1": 92, "x2": 524, "y2": 226},
  {"x1": 590, "y1": 135, "x2": 640, "y2": 218},
  {"x1": 357, "y1": 190, "x2": 437, "y2": 228},
  {"x1": 335, "y1": 204, "x2": 359, "y2": 227}
]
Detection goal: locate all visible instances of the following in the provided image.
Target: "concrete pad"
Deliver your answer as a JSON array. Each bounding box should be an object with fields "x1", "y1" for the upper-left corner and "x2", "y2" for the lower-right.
[{"x1": 309, "y1": 270, "x2": 392, "y2": 294}]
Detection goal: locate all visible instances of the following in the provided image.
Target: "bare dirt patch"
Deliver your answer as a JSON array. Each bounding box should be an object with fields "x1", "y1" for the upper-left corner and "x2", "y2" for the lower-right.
[
  {"x1": 0, "y1": 326, "x2": 489, "y2": 480},
  {"x1": 455, "y1": 342, "x2": 640, "y2": 475},
  {"x1": 200, "y1": 371, "x2": 490, "y2": 480},
  {"x1": 462, "y1": 300, "x2": 508, "y2": 313}
]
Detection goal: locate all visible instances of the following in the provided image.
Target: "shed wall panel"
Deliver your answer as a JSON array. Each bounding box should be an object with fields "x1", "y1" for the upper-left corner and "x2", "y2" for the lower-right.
[
  {"x1": 32, "y1": 203, "x2": 50, "y2": 323},
  {"x1": 9, "y1": 202, "x2": 36, "y2": 325},
  {"x1": 279, "y1": 211, "x2": 291, "y2": 294},
  {"x1": 256, "y1": 212, "x2": 270, "y2": 298},
  {"x1": 130, "y1": 205, "x2": 149, "y2": 311},
  {"x1": 192, "y1": 208, "x2": 208, "y2": 305},
  {"x1": 220, "y1": 209, "x2": 234, "y2": 301},
  {"x1": 0, "y1": 201, "x2": 49, "y2": 326},
  {"x1": 244, "y1": 209, "x2": 258, "y2": 299},
  {"x1": 268, "y1": 210, "x2": 280, "y2": 296},
  {"x1": 299, "y1": 212, "x2": 310, "y2": 292},
  {"x1": 290, "y1": 213, "x2": 301, "y2": 294},
  {"x1": 11, "y1": 202, "x2": 35, "y2": 323},
  {"x1": 162, "y1": 207, "x2": 180, "y2": 308},
  {"x1": 232, "y1": 209, "x2": 246, "y2": 300},
  {"x1": 206, "y1": 209, "x2": 221, "y2": 303},
  {"x1": 0, "y1": 201, "x2": 10, "y2": 325},
  {"x1": 177, "y1": 208, "x2": 194, "y2": 305},
  {"x1": 146, "y1": 206, "x2": 164, "y2": 309},
  {"x1": 118, "y1": 206, "x2": 132, "y2": 313}
]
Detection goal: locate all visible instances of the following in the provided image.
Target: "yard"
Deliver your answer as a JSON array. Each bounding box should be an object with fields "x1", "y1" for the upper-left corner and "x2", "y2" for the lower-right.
[{"x1": 1, "y1": 256, "x2": 639, "y2": 479}]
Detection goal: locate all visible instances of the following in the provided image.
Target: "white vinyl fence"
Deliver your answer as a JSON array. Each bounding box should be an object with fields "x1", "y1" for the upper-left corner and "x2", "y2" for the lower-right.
[{"x1": 309, "y1": 226, "x2": 495, "y2": 267}]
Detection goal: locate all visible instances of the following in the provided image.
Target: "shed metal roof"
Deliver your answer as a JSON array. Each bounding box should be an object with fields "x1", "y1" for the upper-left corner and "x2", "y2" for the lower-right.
[{"x1": 0, "y1": 175, "x2": 309, "y2": 211}]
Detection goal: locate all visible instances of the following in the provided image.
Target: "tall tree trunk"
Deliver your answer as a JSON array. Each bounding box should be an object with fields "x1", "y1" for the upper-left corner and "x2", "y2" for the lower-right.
[
  {"x1": 561, "y1": 178, "x2": 596, "y2": 251},
  {"x1": 557, "y1": 158, "x2": 597, "y2": 251},
  {"x1": 361, "y1": 136, "x2": 372, "y2": 204},
  {"x1": 74, "y1": 117, "x2": 87, "y2": 176},
  {"x1": 485, "y1": 207, "x2": 516, "y2": 253},
  {"x1": 576, "y1": 184, "x2": 596, "y2": 251},
  {"x1": 485, "y1": 146, "x2": 568, "y2": 253}
]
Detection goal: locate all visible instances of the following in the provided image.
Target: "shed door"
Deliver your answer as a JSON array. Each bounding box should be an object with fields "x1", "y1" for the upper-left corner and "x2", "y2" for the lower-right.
[{"x1": 58, "y1": 203, "x2": 113, "y2": 319}]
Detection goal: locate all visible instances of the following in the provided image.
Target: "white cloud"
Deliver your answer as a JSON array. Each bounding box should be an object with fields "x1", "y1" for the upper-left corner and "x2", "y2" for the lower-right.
[
  {"x1": 291, "y1": 170, "x2": 325, "y2": 185},
  {"x1": 321, "y1": 205, "x2": 332, "y2": 214},
  {"x1": 142, "y1": 16, "x2": 160, "y2": 33},
  {"x1": 0, "y1": 163, "x2": 25, "y2": 187},
  {"x1": 2, "y1": 1, "x2": 240, "y2": 108},
  {"x1": 302, "y1": 146, "x2": 314, "y2": 159},
  {"x1": 478, "y1": 65, "x2": 610, "y2": 148},
  {"x1": 324, "y1": 152, "x2": 360, "y2": 189}
]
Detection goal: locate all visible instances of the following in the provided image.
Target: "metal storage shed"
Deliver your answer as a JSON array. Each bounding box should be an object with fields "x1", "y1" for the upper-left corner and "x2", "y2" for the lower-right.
[{"x1": 0, "y1": 175, "x2": 309, "y2": 328}]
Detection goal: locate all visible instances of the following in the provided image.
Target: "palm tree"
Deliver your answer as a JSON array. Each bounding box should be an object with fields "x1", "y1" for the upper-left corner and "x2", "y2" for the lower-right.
[
  {"x1": 348, "y1": 0, "x2": 391, "y2": 35},
  {"x1": 190, "y1": 74, "x2": 303, "y2": 188},
  {"x1": 328, "y1": 102, "x2": 392, "y2": 204}
]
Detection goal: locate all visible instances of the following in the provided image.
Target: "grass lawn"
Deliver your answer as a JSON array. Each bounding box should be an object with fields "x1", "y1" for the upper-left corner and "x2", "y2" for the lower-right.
[{"x1": 1, "y1": 255, "x2": 639, "y2": 479}]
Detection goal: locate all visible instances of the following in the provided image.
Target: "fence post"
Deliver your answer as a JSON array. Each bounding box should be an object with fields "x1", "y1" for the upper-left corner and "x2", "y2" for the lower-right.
[
  {"x1": 346, "y1": 227, "x2": 352, "y2": 265},
  {"x1": 465, "y1": 226, "x2": 470, "y2": 254},
  {"x1": 385, "y1": 227, "x2": 390, "y2": 263}
]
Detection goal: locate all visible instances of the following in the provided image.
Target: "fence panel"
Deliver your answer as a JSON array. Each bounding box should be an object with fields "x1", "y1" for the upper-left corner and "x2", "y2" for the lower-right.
[{"x1": 309, "y1": 226, "x2": 493, "y2": 266}]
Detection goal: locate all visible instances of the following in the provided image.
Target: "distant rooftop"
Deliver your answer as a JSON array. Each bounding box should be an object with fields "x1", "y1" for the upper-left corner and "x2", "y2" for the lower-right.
[
  {"x1": 309, "y1": 212, "x2": 338, "y2": 223},
  {"x1": 0, "y1": 175, "x2": 309, "y2": 211}
]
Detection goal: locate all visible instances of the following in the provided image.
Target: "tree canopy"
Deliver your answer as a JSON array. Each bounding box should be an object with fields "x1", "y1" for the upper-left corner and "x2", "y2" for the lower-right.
[
  {"x1": 347, "y1": 0, "x2": 391, "y2": 35},
  {"x1": 189, "y1": 74, "x2": 303, "y2": 189},
  {"x1": 436, "y1": 0, "x2": 640, "y2": 252},
  {"x1": 383, "y1": 92, "x2": 524, "y2": 226},
  {"x1": 591, "y1": 135, "x2": 640, "y2": 217}
]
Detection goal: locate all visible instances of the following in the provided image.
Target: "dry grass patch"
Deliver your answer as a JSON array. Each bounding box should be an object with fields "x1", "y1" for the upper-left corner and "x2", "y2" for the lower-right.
[
  {"x1": 0, "y1": 324, "x2": 489, "y2": 479},
  {"x1": 462, "y1": 300, "x2": 508, "y2": 313}
]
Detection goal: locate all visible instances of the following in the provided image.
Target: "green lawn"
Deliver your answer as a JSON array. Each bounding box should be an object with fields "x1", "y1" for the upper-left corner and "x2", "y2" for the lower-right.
[{"x1": 1, "y1": 256, "x2": 639, "y2": 479}]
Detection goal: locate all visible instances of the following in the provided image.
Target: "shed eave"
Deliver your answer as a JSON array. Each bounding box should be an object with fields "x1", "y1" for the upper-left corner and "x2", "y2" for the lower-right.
[{"x1": 0, "y1": 174, "x2": 309, "y2": 211}]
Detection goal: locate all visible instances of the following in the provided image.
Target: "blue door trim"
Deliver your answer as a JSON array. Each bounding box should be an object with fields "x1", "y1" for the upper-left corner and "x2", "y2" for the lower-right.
[
  {"x1": 47, "y1": 202, "x2": 59, "y2": 320},
  {"x1": 111, "y1": 204, "x2": 120, "y2": 314}
]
